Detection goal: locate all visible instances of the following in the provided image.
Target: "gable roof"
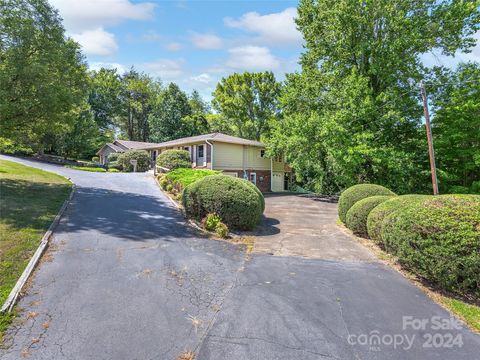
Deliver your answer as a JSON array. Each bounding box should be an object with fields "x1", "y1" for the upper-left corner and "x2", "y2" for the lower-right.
[
  {"x1": 96, "y1": 142, "x2": 125, "y2": 155},
  {"x1": 151, "y1": 133, "x2": 264, "y2": 148}
]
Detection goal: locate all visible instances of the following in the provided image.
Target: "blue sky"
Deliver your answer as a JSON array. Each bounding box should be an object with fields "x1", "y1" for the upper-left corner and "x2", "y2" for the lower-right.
[{"x1": 49, "y1": 0, "x2": 479, "y2": 100}]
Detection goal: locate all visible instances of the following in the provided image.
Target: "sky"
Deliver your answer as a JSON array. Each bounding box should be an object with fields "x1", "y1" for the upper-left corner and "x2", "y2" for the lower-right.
[{"x1": 49, "y1": 0, "x2": 480, "y2": 100}]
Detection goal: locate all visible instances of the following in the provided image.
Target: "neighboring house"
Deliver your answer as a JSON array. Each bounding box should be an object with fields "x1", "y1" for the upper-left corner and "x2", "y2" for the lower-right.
[{"x1": 97, "y1": 133, "x2": 292, "y2": 192}]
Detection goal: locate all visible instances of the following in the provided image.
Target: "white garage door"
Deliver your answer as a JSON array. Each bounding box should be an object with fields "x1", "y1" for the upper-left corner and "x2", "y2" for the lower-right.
[{"x1": 272, "y1": 172, "x2": 284, "y2": 192}]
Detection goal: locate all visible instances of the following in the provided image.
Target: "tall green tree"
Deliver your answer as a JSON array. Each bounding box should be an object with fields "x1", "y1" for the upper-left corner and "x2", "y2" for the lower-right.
[
  {"x1": 269, "y1": 0, "x2": 479, "y2": 194},
  {"x1": 0, "y1": 0, "x2": 89, "y2": 152},
  {"x1": 149, "y1": 83, "x2": 192, "y2": 142},
  {"x1": 212, "y1": 72, "x2": 281, "y2": 140},
  {"x1": 430, "y1": 62, "x2": 480, "y2": 193},
  {"x1": 182, "y1": 90, "x2": 211, "y2": 136}
]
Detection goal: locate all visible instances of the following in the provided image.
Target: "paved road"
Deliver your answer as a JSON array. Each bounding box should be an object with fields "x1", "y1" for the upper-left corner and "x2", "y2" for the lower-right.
[{"x1": 1, "y1": 155, "x2": 479, "y2": 360}]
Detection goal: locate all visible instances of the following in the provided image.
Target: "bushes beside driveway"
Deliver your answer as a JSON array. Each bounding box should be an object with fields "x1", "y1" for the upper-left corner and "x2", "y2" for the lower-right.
[
  {"x1": 156, "y1": 149, "x2": 191, "y2": 170},
  {"x1": 339, "y1": 183, "x2": 480, "y2": 299},
  {"x1": 117, "y1": 150, "x2": 150, "y2": 172},
  {"x1": 338, "y1": 184, "x2": 396, "y2": 223},
  {"x1": 183, "y1": 175, "x2": 264, "y2": 230}
]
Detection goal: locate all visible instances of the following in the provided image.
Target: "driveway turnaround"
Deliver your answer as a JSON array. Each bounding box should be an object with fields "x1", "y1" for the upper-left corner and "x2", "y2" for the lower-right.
[{"x1": 1, "y1": 155, "x2": 479, "y2": 360}]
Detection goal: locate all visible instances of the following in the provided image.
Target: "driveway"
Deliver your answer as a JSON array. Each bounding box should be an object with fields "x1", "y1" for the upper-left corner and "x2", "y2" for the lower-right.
[
  {"x1": 1, "y1": 155, "x2": 479, "y2": 360},
  {"x1": 254, "y1": 194, "x2": 374, "y2": 260}
]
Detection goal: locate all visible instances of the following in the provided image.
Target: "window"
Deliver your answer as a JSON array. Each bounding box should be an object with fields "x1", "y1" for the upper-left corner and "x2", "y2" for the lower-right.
[
  {"x1": 198, "y1": 145, "x2": 204, "y2": 158},
  {"x1": 249, "y1": 172, "x2": 257, "y2": 185},
  {"x1": 259, "y1": 149, "x2": 266, "y2": 158},
  {"x1": 274, "y1": 155, "x2": 282, "y2": 163}
]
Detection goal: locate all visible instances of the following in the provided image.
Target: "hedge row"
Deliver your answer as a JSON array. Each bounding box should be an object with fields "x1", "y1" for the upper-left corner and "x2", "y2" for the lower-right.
[
  {"x1": 338, "y1": 184, "x2": 396, "y2": 223},
  {"x1": 339, "y1": 183, "x2": 480, "y2": 298}
]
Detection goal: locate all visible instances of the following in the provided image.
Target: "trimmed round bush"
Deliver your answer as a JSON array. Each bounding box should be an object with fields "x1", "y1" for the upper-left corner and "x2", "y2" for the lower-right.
[
  {"x1": 338, "y1": 184, "x2": 396, "y2": 223},
  {"x1": 157, "y1": 150, "x2": 191, "y2": 170},
  {"x1": 380, "y1": 194, "x2": 480, "y2": 297},
  {"x1": 182, "y1": 175, "x2": 264, "y2": 230},
  {"x1": 107, "y1": 152, "x2": 120, "y2": 162},
  {"x1": 345, "y1": 195, "x2": 393, "y2": 237},
  {"x1": 367, "y1": 195, "x2": 429, "y2": 244},
  {"x1": 117, "y1": 150, "x2": 150, "y2": 172}
]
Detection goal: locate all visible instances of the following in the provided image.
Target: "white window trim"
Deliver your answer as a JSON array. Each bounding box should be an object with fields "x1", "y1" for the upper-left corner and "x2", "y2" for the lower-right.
[{"x1": 249, "y1": 172, "x2": 257, "y2": 185}]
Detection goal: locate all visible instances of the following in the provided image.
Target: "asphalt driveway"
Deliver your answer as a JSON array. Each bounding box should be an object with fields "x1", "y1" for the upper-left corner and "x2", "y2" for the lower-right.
[
  {"x1": 1, "y1": 155, "x2": 479, "y2": 360},
  {"x1": 254, "y1": 194, "x2": 374, "y2": 260}
]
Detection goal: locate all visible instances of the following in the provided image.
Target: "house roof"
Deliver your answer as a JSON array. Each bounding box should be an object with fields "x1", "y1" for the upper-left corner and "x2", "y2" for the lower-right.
[
  {"x1": 96, "y1": 142, "x2": 125, "y2": 155},
  {"x1": 114, "y1": 139, "x2": 162, "y2": 150},
  {"x1": 150, "y1": 133, "x2": 264, "y2": 148},
  {"x1": 101, "y1": 133, "x2": 265, "y2": 153}
]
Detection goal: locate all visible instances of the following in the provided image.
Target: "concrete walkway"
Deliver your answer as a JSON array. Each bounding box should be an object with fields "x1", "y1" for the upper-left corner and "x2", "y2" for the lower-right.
[{"x1": 1, "y1": 155, "x2": 479, "y2": 360}]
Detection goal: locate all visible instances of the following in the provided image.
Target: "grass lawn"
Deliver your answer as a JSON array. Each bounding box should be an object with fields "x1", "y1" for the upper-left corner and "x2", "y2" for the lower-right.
[
  {"x1": 64, "y1": 165, "x2": 106, "y2": 172},
  {"x1": 0, "y1": 160, "x2": 72, "y2": 341},
  {"x1": 441, "y1": 297, "x2": 480, "y2": 333},
  {"x1": 163, "y1": 168, "x2": 219, "y2": 189}
]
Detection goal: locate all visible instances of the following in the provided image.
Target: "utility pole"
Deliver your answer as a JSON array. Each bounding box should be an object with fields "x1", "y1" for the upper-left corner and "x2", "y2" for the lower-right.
[{"x1": 420, "y1": 81, "x2": 439, "y2": 195}]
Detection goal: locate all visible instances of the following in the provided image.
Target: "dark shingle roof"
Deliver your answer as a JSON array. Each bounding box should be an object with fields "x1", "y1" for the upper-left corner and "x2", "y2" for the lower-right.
[{"x1": 114, "y1": 139, "x2": 162, "y2": 150}]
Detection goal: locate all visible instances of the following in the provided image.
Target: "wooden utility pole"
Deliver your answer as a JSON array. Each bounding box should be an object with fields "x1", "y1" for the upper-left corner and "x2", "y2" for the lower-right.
[{"x1": 420, "y1": 81, "x2": 439, "y2": 195}]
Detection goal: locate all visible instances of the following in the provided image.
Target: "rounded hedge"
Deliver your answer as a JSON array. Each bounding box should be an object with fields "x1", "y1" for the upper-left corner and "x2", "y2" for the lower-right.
[
  {"x1": 182, "y1": 175, "x2": 264, "y2": 230},
  {"x1": 156, "y1": 149, "x2": 191, "y2": 170},
  {"x1": 367, "y1": 195, "x2": 429, "y2": 244},
  {"x1": 345, "y1": 195, "x2": 393, "y2": 237},
  {"x1": 338, "y1": 184, "x2": 396, "y2": 223},
  {"x1": 117, "y1": 150, "x2": 151, "y2": 172},
  {"x1": 380, "y1": 194, "x2": 480, "y2": 297}
]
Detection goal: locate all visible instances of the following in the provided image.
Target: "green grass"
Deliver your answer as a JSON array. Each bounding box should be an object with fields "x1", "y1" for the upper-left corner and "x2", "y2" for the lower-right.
[
  {"x1": 441, "y1": 297, "x2": 480, "y2": 333},
  {"x1": 164, "y1": 168, "x2": 220, "y2": 189},
  {"x1": 0, "y1": 160, "x2": 72, "y2": 341},
  {"x1": 64, "y1": 165, "x2": 106, "y2": 172}
]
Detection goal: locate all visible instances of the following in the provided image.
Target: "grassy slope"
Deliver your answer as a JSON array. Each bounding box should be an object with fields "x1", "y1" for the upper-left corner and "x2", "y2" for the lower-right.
[
  {"x1": 164, "y1": 168, "x2": 219, "y2": 189},
  {"x1": 0, "y1": 160, "x2": 72, "y2": 340}
]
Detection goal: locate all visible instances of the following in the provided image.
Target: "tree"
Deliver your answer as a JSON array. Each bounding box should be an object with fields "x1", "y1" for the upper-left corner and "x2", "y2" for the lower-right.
[
  {"x1": 120, "y1": 69, "x2": 159, "y2": 142},
  {"x1": 430, "y1": 62, "x2": 480, "y2": 193},
  {"x1": 268, "y1": 0, "x2": 479, "y2": 194},
  {"x1": 0, "y1": 0, "x2": 89, "y2": 152},
  {"x1": 212, "y1": 72, "x2": 281, "y2": 140},
  {"x1": 149, "y1": 83, "x2": 192, "y2": 142},
  {"x1": 182, "y1": 90, "x2": 211, "y2": 136}
]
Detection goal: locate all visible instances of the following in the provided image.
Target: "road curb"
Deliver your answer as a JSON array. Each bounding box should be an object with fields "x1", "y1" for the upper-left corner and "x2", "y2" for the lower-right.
[{"x1": 0, "y1": 182, "x2": 76, "y2": 313}]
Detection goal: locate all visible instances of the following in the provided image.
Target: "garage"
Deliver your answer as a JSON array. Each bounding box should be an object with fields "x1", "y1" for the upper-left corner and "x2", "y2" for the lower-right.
[{"x1": 272, "y1": 171, "x2": 284, "y2": 192}]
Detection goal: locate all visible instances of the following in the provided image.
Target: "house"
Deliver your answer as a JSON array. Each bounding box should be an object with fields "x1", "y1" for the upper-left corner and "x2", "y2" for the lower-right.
[{"x1": 97, "y1": 133, "x2": 292, "y2": 192}]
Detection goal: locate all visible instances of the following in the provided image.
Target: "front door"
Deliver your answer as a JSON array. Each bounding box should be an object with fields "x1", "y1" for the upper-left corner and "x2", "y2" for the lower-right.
[{"x1": 272, "y1": 172, "x2": 284, "y2": 192}]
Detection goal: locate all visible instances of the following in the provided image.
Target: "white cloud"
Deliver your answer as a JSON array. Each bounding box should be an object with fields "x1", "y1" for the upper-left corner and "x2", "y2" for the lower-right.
[
  {"x1": 226, "y1": 46, "x2": 280, "y2": 70},
  {"x1": 139, "y1": 59, "x2": 184, "y2": 79},
  {"x1": 50, "y1": 0, "x2": 156, "y2": 32},
  {"x1": 166, "y1": 42, "x2": 183, "y2": 51},
  {"x1": 190, "y1": 32, "x2": 223, "y2": 49},
  {"x1": 191, "y1": 73, "x2": 212, "y2": 84},
  {"x1": 89, "y1": 61, "x2": 127, "y2": 74},
  {"x1": 71, "y1": 28, "x2": 118, "y2": 56},
  {"x1": 224, "y1": 7, "x2": 302, "y2": 46}
]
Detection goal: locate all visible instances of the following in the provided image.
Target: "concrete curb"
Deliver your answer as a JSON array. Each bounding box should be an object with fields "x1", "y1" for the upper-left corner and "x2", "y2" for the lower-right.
[{"x1": 0, "y1": 183, "x2": 76, "y2": 313}]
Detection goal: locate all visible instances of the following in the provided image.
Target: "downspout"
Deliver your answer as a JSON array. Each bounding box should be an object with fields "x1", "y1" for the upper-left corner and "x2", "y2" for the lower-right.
[
  {"x1": 205, "y1": 140, "x2": 214, "y2": 170},
  {"x1": 270, "y1": 157, "x2": 273, "y2": 192}
]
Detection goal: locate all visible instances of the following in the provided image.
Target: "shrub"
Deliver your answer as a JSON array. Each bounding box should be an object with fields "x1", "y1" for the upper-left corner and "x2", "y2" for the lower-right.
[
  {"x1": 107, "y1": 152, "x2": 120, "y2": 162},
  {"x1": 166, "y1": 184, "x2": 173, "y2": 192},
  {"x1": 345, "y1": 195, "x2": 393, "y2": 237},
  {"x1": 117, "y1": 150, "x2": 150, "y2": 172},
  {"x1": 156, "y1": 150, "x2": 191, "y2": 170},
  {"x1": 91, "y1": 156, "x2": 99, "y2": 162},
  {"x1": 108, "y1": 168, "x2": 120, "y2": 173},
  {"x1": 165, "y1": 168, "x2": 219, "y2": 191},
  {"x1": 0, "y1": 137, "x2": 33, "y2": 155},
  {"x1": 182, "y1": 175, "x2": 264, "y2": 230},
  {"x1": 338, "y1": 184, "x2": 396, "y2": 223},
  {"x1": 367, "y1": 195, "x2": 429, "y2": 244},
  {"x1": 216, "y1": 222, "x2": 229, "y2": 238},
  {"x1": 381, "y1": 194, "x2": 480, "y2": 297},
  {"x1": 203, "y1": 213, "x2": 221, "y2": 231}
]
